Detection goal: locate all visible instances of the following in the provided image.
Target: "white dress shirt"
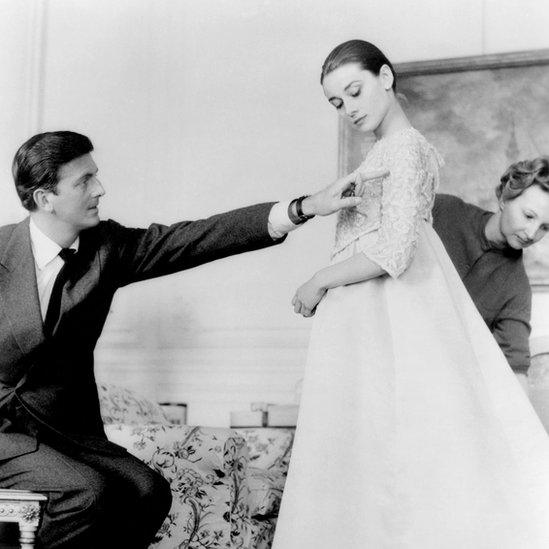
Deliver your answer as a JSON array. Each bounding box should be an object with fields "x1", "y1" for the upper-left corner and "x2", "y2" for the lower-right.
[
  {"x1": 268, "y1": 201, "x2": 300, "y2": 239},
  {"x1": 29, "y1": 219, "x2": 79, "y2": 320}
]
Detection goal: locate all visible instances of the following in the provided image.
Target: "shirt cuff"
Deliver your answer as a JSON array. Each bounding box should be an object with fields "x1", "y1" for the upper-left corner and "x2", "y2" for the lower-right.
[{"x1": 268, "y1": 201, "x2": 300, "y2": 239}]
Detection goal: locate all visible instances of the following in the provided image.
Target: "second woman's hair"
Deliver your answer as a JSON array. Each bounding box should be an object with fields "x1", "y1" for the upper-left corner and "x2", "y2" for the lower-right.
[
  {"x1": 320, "y1": 39, "x2": 397, "y2": 90},
  {"x1": 496, "y1": 156, "x2": 549, "y2": 201}
]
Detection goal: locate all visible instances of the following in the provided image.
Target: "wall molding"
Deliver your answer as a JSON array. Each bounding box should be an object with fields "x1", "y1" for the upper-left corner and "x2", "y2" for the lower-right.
[
  {"x1": 97, "y1": 324, "x2": 312, "y2": 350},
  {"x1": 25, "y1": 0, "x2": 48, "y2": 135}
]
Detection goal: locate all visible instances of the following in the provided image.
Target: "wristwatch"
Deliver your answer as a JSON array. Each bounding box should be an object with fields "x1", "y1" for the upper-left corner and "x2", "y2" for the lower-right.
[{"x1": 288, "y1": 195, "x2": 315, "y2": 225}]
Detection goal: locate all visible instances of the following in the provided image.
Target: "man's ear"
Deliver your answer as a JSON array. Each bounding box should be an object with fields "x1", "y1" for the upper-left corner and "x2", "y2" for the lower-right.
[
  {"x1": 379, "y1": 64, "x2": 394, "y2": 91},
  {"x1": 33, "y1": 188, "x2": 54, "y2": 212}
]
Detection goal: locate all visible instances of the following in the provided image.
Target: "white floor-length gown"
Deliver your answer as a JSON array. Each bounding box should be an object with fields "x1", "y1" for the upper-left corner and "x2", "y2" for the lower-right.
[{"x1": 273, "y1": 127, "x2": 549, "y2": 548}]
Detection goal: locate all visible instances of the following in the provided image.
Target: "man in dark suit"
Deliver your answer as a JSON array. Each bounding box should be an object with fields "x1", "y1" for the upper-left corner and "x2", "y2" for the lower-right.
[{"x1": 0, "y1": 131, "x2": 377, "y2": 547}]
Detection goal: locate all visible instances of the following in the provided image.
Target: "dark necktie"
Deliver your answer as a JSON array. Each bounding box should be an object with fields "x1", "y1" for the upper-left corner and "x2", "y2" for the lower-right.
[{"x1": 44, "y1": 248, "x2": 76, "y2": 336}]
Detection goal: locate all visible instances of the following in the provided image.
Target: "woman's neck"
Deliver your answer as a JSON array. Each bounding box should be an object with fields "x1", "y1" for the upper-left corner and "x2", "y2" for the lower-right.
[
  {"x1": 374, "y1": 100, "x2": 411, "y2": 140},
  {"x1": 484, "y1": 211, "x2": 507, "y2": 248}
]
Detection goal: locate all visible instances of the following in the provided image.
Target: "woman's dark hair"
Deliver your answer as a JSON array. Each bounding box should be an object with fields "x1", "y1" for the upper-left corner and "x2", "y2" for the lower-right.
[
  {"x1": 12, "y1": 131, "x2": 94, "y2": 211},
  {"x1": 320, "y1": 39, "x2": 397, "y2": 90},
  {"x1": 496, "y1": 156, "x2": 549, "y2": 201}
]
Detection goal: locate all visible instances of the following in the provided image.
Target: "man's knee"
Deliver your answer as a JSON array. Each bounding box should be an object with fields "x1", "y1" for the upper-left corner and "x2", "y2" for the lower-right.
[
  {"x1": 137, "y1": 469, "x2": 172, "y2": 517},
  {"x1": 110, "y1": 469, "x2": 171, "y2": 546},
  {"x1": 154, "y1": 473, "x2": 172, "y2": 515},
  {"x1": 55, "y1": 473, "x2": 108, "y2": 516}
]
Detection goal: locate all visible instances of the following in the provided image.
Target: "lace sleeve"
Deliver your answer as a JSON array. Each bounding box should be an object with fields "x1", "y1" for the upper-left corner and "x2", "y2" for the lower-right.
[{"x1": 356, "y1": 135, "x2": 441, "y2": 278}]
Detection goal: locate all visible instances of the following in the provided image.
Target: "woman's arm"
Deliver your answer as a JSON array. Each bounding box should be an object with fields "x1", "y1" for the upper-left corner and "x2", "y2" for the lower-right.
[
  {"x1": 292, "y1": 253, "x2": 385, "y2": 316},
  {"x1": 292, "y1": 133, "x2": 441, "y2": 317}
]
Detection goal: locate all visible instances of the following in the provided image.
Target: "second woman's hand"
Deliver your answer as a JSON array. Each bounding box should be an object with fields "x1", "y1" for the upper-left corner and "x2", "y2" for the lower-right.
[{"x1": 292, "y1": 276, "x2": 327, "y2": 317}]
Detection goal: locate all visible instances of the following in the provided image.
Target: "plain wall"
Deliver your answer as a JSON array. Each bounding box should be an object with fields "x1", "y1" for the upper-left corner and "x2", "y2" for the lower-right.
[{"x1": 1, "y1": 0, "x2": 548, "y2": 425}]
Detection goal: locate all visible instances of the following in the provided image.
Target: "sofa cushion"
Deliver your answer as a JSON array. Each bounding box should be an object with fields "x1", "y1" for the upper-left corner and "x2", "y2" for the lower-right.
[{"x1": 105, "y1": 424, "x2": 253, "y2": 548}]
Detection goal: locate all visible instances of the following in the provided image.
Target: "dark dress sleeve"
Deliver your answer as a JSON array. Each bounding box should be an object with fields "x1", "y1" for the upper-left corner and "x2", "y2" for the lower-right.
[{"x1": 492, "y1": 282, "x2": 532, "y2": 374}]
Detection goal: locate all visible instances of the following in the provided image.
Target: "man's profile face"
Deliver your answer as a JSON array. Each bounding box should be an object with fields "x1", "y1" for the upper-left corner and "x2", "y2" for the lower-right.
[{"x1": 46, "y1": 153, "x2": 105, "y2": 232}]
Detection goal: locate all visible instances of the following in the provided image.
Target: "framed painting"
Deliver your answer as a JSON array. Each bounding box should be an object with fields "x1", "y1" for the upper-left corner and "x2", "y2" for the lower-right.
[{"x1": 339, "y1": 49, "x2": 549, "y2": 288}]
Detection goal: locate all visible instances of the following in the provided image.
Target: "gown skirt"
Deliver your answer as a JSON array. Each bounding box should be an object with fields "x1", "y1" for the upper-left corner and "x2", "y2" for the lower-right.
[{"x1": 272, "y1": 221, "x2": 549, "y2": 549}]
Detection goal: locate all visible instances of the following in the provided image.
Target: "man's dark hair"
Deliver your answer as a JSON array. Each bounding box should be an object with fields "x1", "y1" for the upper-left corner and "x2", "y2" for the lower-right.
[{"x1": 12, "y1": 131, "x2": 94, "y2": 211}]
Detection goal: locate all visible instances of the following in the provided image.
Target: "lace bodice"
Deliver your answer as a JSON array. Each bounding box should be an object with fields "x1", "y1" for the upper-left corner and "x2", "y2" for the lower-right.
[{"x1": 333, "y1": 127, "x2": 443, "y2": 277}]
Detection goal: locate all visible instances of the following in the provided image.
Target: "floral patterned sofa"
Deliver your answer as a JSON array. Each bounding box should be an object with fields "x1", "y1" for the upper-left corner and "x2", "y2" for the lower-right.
[{"x1": 98, "y1": 383, "x2": 294, "y2": 549}]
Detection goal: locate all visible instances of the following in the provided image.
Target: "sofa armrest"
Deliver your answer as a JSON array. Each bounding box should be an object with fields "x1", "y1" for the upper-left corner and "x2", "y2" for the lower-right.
[
  {"x1": 98, "y1": 383, "x2": 169, "y2": 425},
  {"x1": 105, "y1": 424, "x2": 252, "y2": 548}
]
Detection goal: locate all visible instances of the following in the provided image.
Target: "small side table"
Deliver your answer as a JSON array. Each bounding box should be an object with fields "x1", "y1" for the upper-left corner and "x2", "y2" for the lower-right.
[{"x1": 0, "y1": 490, "x2": 47, "y2": 549}]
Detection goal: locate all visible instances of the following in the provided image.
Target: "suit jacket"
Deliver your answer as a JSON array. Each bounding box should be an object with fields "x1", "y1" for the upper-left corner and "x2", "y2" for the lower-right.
[{"x1": 0, "y1": 202, "x2": 283, "y2": 460}]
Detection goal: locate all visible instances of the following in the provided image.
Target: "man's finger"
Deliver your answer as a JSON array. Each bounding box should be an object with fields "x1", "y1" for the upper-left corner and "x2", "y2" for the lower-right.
[
  {"x1": 338, "y1": 196, "x2": 362, "y2": 209},
  {"x1": 334, "y1": 171, "x2": 360, "y2": 192},
  {"x1": 358, "y1": 168, "x2": 389, "y2": 181},
  {"x1": 354, "y1": 171, "x2": 365, "y2": 196}
]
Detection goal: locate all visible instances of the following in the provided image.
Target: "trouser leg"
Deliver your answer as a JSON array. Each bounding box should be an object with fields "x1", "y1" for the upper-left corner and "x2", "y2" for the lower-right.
[
  {"x1": 0, "y1": 441, "x2": 171, "y2": 549},
  {"x1": 71, "y1": 449, "x2": 172, "y2": 549},
  {"x1": 0, "y1": 442, "x2": 108, "y2": 548}
]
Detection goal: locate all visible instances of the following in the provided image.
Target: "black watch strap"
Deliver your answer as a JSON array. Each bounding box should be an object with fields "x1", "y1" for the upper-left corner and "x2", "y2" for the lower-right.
[{"x1": 288, "y1": 195, "x2": 315, "y2": 225}]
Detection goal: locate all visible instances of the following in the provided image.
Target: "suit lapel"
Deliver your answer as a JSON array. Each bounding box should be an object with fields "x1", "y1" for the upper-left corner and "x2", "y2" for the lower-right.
[{"x1": 0, "y1": 218, "x2": 45, "y2": 353}]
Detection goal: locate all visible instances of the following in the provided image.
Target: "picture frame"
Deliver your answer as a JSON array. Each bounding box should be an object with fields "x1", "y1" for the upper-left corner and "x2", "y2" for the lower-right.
[{"x1": 339, "y1": 48, "x2": 549, "y2": 289}]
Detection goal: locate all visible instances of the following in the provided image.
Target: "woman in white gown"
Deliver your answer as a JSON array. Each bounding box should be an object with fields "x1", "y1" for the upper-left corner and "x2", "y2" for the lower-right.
[{"x1": 273, "y1": 39, "x2": 549, "y2": 548}]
